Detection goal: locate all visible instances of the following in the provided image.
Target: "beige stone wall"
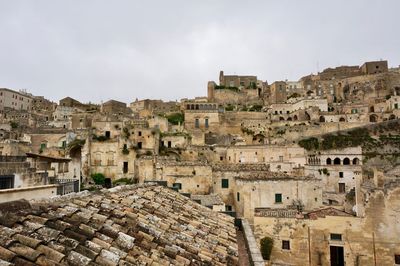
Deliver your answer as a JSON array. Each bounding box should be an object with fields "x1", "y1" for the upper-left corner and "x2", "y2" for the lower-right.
[
  {"x1": 0, "y1": 88, "x2": 33, "y2": 111},
  {"x1": 235, "y1": 179, "x2": 322, "y2": 221},
  {"x1": 155, "y1": 163, "x2": 213, "y2": 194},
  {"x1": 0, "y1": 185, "x2": 58, "y2": 203},
  {"x1": 253, "y1": 186, "x2": 400, "y2": 266}
]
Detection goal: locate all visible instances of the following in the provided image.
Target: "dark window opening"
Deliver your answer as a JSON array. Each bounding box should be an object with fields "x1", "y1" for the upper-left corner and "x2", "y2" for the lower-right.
[
  {"x1": 195, "y1": 118, "x2": 199, "y2": 128},
  {"x1": 168, "y1": 141, "x2": 172, "y2": 148},
  {"x1": 275, "y1": 193, "x2": 282, "y2": 203},
  {"x1": 331, "y1": 234, "x2": 342, "y2": 241},
  {"x1": 282, "y1": 240, "x2": 290, "y2": 250},
  {"x1": 339, "y1": 172, "x2": 343, "y2": 178},
  {"x1": 237, "y1": 192, "x2": 240, "y2": 201},
  {"x1": 123, "y1": 162, "x2": 128, "y2": 174},
  {"x1": 173, "y1": 183, "x2": 182, "y2": 190},
  {"x1": 225, "y1": 205, "x2": 232, "y2": 211},
  {"x1": 138, "y1": 131, "x2": 142, "y2": 136},
  {"x1": 394, "y1": 255, "x2": 400, "y2": 264},
  {"x1": 137, "y1": 142, "x2": 142, "y2": 149},
  {"x1": 0, "y1": 175, "x2": 14, "y2": 189},
  {"x1": 221, "y1": 179, "x2": 229, "y2": 188},
  {"x1": 105, "y1": 131, "x2": 111, "y2": 138}
]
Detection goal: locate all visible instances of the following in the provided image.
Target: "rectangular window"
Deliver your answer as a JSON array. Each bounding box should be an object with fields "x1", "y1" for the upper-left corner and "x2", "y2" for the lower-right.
[
  {"x1": 0, "y1": 175, "x2": 15, "y2": 189},
  {"x1": 105, "y1": 131, "x2": 111, "y2": 138},
  {"x1": 40, "y1": 143, "x2": 46, "y2": 150},
  {"x1": 168, "y1": 141, "x2": 172, "y2": 148},
  {"x1": 225, "y1": 205, "x2": 232, "y2": 211},
  {"x1": 138, "y1": 131, "x2": 142, "y2": 136},
  {"x1": 330, "y1": 234, "x2": 342, "y2": 241},
  {"x1": 195, "y1": 118, "x2": 199, "y2": 128},
  {"x1": 173, "y1": 183, "x2": 182, "y2": 190},
  {"x1": 237, "y1": 192, "x2": 240, "y2": 201},
  {"x1": 205, "y1": 118, "x2": 209, "y2": 128},
  {"x1": 339, "y1": 172, "x2": 343, "y2": 178},
  {"x1": 275, "y1": 193, "x2": 282, "y2": 203},
  {"x1": 123, "y1": 162, "x2": 128, "y2": 173},
  {"x1": 282, "y1": 240, "x2": 290, "y2": 250},
  {"x1": 339, "y1": 183, "x2": 346, "y2": 193},
  {"x1": 137, "y1": 142, "x2": 142, "y2": 149},
  {"x1": 221, "y1": 179, "x2": 229, "y2": 188}
]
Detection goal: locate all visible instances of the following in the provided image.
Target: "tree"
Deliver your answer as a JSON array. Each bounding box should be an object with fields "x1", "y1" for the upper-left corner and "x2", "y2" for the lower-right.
[{"x1": 260, "y1": 236, "x2": 274, "y2": 260}]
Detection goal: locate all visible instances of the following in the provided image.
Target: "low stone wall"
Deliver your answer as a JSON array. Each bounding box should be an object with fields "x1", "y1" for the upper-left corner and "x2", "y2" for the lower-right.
[
  {"x1": 241, "y1": 219, "x2": 265, "y2": 266},
  {"x1": 0, "y1": 184, "x2": 58, "y2": 203}
]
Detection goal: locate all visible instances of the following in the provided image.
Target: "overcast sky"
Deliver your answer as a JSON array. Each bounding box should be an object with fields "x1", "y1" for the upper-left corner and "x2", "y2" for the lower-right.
[{"x1": 0, "y1": 1, "x2": 399, "y2": 104}]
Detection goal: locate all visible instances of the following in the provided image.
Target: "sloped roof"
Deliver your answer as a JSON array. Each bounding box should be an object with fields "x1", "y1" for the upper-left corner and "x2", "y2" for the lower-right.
[{"x1": 0, "y1": 184, "x2": 238, "y2": 265}]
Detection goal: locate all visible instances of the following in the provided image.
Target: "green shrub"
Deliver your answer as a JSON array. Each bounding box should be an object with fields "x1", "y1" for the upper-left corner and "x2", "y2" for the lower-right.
[
  {"x1": 298, "y1": 137, "x2": 319, "y2": 150},
  {"x1": 260, "y1": 236, "x2": 274, "y2": 260},
  {"x1": 91, "y1": 173, "x2": 105, "y2": 185},
  {"x1": 166, "y1": 112, "x2": 184, "y2": 125}
]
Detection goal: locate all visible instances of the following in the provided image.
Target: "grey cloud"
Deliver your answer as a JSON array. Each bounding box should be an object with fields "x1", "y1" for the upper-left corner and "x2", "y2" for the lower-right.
[{"x1": 0, "y1": 0, "x2": 399, "y2": 103}]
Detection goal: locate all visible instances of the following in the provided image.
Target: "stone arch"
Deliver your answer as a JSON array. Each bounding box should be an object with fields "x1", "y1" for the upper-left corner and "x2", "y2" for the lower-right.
[
  {"x1": 326, "y1": 158, "x2": 332, "y2": 165},
  {"x1": 369, "y1": 114, "x2": 378, "y2": 122},
  {"x1": 333, "y1": 158, "x2": 341, "y2": 165},
  {"x1": 293, "y1": 115, "x2": 298, "y2": 121},
  {"x1": 287, "y1": 117, "x2": 292, "y2": 121},
  {"x1": 352, "y1": 158, "x2": 360, "y2": 165},
  {"x1": 279, "y1": 117, "x2": 285, "y2": 121},
  {"x1": 339, "y1": 117, "x2": 346, "y2": 122},
  {"x1": 319, "y1": 116, "x2": 325, "y2": 122},
  {"x1": 343, "y1": 157, "x2": 350, "y2": 165},
  {"x1": 389, "y1": 114, "x2": 396, "y2": 120}
]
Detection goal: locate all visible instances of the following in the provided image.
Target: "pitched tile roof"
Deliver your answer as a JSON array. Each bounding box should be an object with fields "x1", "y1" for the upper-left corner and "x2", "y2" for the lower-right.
[{"x1": 0, "y1": 184, "x2": 238, "y2": 265}]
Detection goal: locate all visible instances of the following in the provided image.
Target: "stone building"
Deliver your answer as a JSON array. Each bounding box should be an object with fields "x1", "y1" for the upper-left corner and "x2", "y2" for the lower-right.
[
  {"x1": 268, "y1": 81, "x2": 287, "y2": 104},
  {"x1": 360, "y1": 60, "x2": 388, "y2": 75},
  {"x1": 101, "y1": 99, "x2": 131, "y2": 115},
  {"x1": 0, "y1": 88, "x2": 33, "y2": 111},
  {"x1": 253, "y1": 184, "x2": 400, "y2": 266}
]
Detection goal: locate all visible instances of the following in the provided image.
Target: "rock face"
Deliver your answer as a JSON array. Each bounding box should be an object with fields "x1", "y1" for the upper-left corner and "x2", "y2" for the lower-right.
[{"x1": 0, "y1": 184, "x2": 238, "y2": 265}]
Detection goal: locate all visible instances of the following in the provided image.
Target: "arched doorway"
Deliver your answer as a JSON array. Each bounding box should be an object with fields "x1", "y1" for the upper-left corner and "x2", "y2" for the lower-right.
[
  {"x1": 319, "y1": 116, "x2": 325, "y2": 122},
  {"x1": 369, "y1": 114, "x2": 378, "y2": 122},
  {"x1": 334, "y1": 158, "x2": 341, "y2": 165}
]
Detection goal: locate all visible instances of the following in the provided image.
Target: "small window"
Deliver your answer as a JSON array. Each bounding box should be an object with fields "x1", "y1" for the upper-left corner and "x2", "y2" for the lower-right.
[
  {"x1": 173, "y1": 183, "x2": 182, "y2": 190},
  {"x1": 339, "y1": 172, "x2": 343, "y2": 178},
  {"x1": 137, "y1": 142, "x2": 142, "y2": 149},
  {"x1": 221, "y1": 179, "x2": 229, "y2": 188},
  {"x1": 395, "y1": 254, "x2": 400, "y2": 265},
  {"x1": 195, "y1": 118, "x2": 199, "y2": 128},
  {"x1": 275, "y1": 193, "x2": 282, "y2": 203},
  {"x1": 225, "y1": 205, "x2": 232, "y2": 211},
  {"x1": 330, "y1": 234, "x2": 342, "y2": 241},
  {"x1": 105, "y1": 131, "x2": 110, "y2": 138},
  {"x1": 220, "y1": 156, "x2": 223, "y2": 161},
  {"x1": 138, "y1": 131, "x2": 142, "y2": 136},
  {"x1": 205, "y1": 118, "x2": 209, "y2": 128},
  {"x1": 123, "y1": 162, "x2": 128, "y2": 173},
  {"x1": 282, "y1": 240, "x2": 290, "y2": 250},
  {"x1": 168, "y1": 141, "x2": 172, "y2": 148},
  {"x1": 237, "y1": 192, "x2": 240, "y2": 201}
]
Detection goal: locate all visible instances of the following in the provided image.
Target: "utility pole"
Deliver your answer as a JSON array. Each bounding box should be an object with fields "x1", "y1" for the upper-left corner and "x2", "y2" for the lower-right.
[
  {"x1": 372, "y1": 232, "x2": 377, "y2": 266},
  {"x1": 308, "y1": 226, "x2": 312, "y2": 266}
]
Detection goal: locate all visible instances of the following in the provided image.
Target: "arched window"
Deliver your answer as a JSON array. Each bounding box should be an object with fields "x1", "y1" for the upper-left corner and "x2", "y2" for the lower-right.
[
  {"x1": 389, "y1": 114, "x2": 396, "y2": 120},
  {"x1": 319, "y1": 116, "x2": 325, "y2": 122},
  {"x1": 339, "y1": 117, "x2": 345, "y2": 122},
  {"x1": 293, "y1": 115, "x2": 298, "y2": 121},
  {"x1": 334, "y1": 158, "x2": 341, "y2": 165},
  {"x1": 287, "y1": 117, "x2": 292, "y2": 121},
  {"x1": 343, "y1": 157, "x2": 350, "y2": 165},
  {"x1": 279, "y1": 117, "x2": 285, "y2": 121},
  {"x1": 352, "y1": 158, "x2": 360, "y2": 165},
  {"x1": 326, "y1": 158, "x2": 332, "y2": 165}
]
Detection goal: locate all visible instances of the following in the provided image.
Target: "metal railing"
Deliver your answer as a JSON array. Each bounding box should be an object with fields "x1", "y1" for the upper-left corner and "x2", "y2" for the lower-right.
[{"x1": 55, "y1": 179, "x2": 79, "y2": 195}]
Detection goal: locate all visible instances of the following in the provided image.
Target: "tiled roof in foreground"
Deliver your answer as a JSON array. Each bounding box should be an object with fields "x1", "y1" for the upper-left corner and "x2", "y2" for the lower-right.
[{"x1": 0, "y1": 184, "x2": 238, "y2": 265}]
